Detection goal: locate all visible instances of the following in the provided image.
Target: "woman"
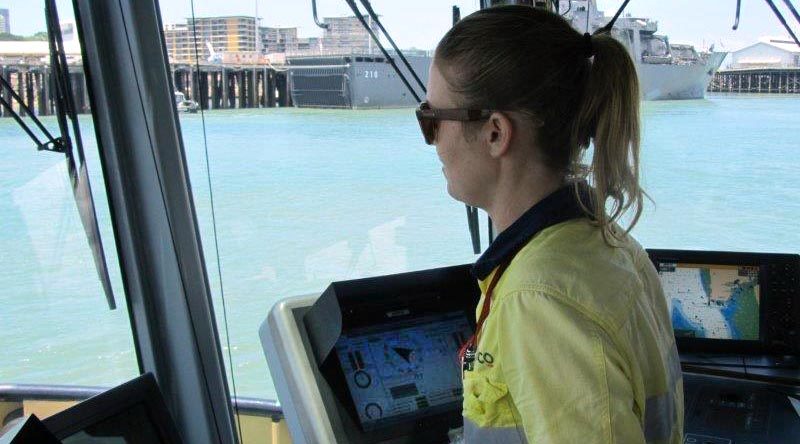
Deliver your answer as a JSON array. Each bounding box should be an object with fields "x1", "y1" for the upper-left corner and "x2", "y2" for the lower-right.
[{"x1": 416, "y1": 6, "x2": 683, "y2": 443}]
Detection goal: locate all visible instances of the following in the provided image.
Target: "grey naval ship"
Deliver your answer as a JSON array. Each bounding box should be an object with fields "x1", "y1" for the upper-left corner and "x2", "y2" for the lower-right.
[{"x1": 288, "y1": 2, "x2": 726, "y2": 108}]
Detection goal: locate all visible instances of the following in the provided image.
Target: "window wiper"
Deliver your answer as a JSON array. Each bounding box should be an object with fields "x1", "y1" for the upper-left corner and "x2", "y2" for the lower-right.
[
  {"x1": 0, "y1": 76, "x2": 67, "y2": 153},
  {"x1": 784, "y1": 0, "x2": 800, "y2": 28},
  {"x1": 330, "y1": 0, "x2": 487, "y2": 253},
  {"x1": 44, "y1": 0, "x2": 116, "y2": 310},
  {"x1": 764, "y1": 0, "x2": 800, "y2": 48},
  {"x1": 356, "y1": 0, "x2": 427, "y2": 94},
  {"x1": 0, "y1": 0, "x2": 118, "y2": 310},
  {"x1": 0, "y1": 61, "x2": 116, "y2": 311},
  {"x1": 311, "y1": 0, "x2": 330, "y2": 30},
  {"x1": 342, "y1": 0, "x2": 423, "y2": 102}
]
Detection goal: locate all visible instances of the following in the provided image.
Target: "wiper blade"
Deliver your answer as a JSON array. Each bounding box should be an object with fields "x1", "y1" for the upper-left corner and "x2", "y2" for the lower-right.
[{"x1": 45, "y1": 0, "x2": 116, "y2": 310}]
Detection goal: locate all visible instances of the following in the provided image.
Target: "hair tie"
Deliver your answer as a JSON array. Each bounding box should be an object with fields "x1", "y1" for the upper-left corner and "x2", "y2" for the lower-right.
[{"x1": 583, "y1": 33, "x2": 594, "y2": 58}]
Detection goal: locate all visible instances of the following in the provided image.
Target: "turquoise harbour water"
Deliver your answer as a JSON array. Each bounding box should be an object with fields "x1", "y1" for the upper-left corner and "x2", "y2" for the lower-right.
[{"x1": 1, "y1": 94, "x2": 799, "y2": 401}]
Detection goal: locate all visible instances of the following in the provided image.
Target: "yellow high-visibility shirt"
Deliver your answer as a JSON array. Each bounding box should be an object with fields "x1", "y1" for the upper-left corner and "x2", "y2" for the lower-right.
[{"x1": 463, "y1": 216, "x2": 683, "y2": 444}]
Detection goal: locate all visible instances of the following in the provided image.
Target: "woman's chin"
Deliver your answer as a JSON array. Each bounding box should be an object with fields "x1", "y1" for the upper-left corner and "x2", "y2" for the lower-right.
[{"x1": 445, "y1": 183, "x2": 464, "y2": 203}]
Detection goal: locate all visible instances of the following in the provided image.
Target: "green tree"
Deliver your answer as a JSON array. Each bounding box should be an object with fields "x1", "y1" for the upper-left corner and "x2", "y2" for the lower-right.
[
  {"x1": 28, "y1": 32, "x2": 48, "y2": 41},
  {"x1": 0, "y1": 31, "x2": 48, "y2": 41},
  {"x1": 0, "y1": 32, "x2": 25, "y2": 41}
]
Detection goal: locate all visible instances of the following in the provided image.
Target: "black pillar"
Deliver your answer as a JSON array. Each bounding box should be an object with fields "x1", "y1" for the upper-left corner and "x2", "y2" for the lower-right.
[
  {"x1": 276, "y1": 72, "x2": 287, "y2": 107},
  {"x1": 0, "y1": 67, "x2": 7, "y2": 117},
  {"x1": 227, "y1": 70, "x2": 236, "y2": 108},
  {"x1": 267, "y1": 69, "x2": 276, "y2": 107},
  {"x1": 237, "y1": 71, "x2": 246, "y2": 108},
  {"x1": 198, "y1": 70, "x2": 208, "y2": 110}
]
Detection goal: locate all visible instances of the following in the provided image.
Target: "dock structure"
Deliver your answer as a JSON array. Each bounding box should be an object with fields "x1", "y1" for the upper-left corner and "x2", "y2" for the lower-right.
[
  {"x1": 0, "y1": 63, "x2": 90, "y2": 118},
  {"x1": 0, "y1": 61, "x2": 291, "y2": 117},
  {"x1": 709, "y1": 68, "x2": 800, "y2": 94},
  {"x1": 171, "y1": 64, "x2": 291, "y2": 110}
]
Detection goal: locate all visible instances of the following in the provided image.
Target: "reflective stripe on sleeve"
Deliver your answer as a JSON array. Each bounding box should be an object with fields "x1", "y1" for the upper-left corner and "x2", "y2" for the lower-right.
[
  {"x1": 464, "y1": 417, "x2": 527, "y2": 444},
  {"x1": 644, "y1": 345, "x2": 682, "y2": 442}
]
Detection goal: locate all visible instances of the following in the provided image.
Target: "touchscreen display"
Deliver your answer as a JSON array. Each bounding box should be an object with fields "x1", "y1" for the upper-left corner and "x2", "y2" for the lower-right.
[
  {"x1": 657, "y1": 262, "x2": 760, "y2": 341},
  {"x1": 334, "y1": 311, "x2": 472, "y2": 430}
]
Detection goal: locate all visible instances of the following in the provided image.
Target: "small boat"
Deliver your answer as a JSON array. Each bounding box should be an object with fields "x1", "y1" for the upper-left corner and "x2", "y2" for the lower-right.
[{"x1": 174, "y1": 90, "x2": 199, "y2": 113}]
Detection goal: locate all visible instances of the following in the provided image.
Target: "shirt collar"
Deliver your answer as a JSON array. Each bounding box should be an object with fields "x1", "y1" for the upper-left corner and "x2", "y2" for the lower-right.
[{"x1": 472, "y1": 181, "x2": 594, "y2": 281}]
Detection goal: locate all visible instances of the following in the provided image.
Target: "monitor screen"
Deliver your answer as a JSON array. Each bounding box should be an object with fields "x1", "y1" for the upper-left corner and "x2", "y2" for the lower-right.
[
  {"x1": 657, "y1": 262, "x2": 760, "y2": 341},
  {"x1": 333, "y1": 310, "x2": 472, "y2": 431}
]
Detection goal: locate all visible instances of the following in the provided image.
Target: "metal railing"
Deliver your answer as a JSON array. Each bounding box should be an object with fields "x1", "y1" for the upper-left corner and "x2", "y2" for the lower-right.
[{"x1": 0, "y1": 382, "x2": 283, "y2": 419}]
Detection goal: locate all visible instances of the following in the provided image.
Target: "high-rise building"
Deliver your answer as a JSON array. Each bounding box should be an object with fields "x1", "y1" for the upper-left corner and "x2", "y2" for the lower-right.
[
  {"x1": 163, "y1": 23, "x2": 192, "y2": 63},
  {"x1": 60, "y1": 22, "x2": 77, "y2": 41},
  {"x1": 300, "y1": 37, "x2": 322, "y2": 53},
  {"x1": 164, "y1": 16, "x2": 258, "y2": 63},
  {"x1": 260, "y1": 26, "x2": 299, "y2": 54},
  {"x1": 320, "y1": 16, "x2": 379, "y2": 54},
  {"x1": 0, "y1": 8, "x2": 10, "y2": 34},
  {"x1": 163, "y1": 14, "x2": 380, "y2": 61}
]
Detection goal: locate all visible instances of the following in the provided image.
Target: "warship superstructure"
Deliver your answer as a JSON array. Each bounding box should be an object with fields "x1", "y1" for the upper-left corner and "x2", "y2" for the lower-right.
[
  {"x1": 564, "y1": 1, "x2": 727, "y2": 100},
  {"x1": 288, "y1": 3, "x2": 726, "y2": 108}
]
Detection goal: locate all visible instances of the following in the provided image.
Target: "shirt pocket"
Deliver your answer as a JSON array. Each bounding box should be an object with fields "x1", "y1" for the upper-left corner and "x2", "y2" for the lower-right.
[{"x1": 463, "y1": 376, "x2": 518, "y2": 428}]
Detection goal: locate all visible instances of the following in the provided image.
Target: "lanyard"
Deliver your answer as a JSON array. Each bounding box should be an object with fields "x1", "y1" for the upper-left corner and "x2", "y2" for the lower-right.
[{"x1": 459, "y1": 254, "x2": 518, "y2": 376}]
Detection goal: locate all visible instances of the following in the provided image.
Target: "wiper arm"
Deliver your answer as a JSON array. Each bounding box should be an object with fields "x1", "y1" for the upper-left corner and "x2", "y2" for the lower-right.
[
  {"x1": 336, "y1": 1, "x2": 486, "y2": 253},
  {"x1": 342, "y1": 0, "x2": 422, "y2": 102},
  {"x1": 784, "y1": 0, "x2": 800, "y2": 27},
  {"x1": 312, "y1": 0, "x2": 329, "y2": 30},
  {"x1": 764, "y1": 0, "x2": 800, "y2": 48},
  {"x1": 0, "y1": 76, "x2": 68, "y2": 153},
  {"x1": 45, "y1": 0, "x2": 116, "y2": 310},
  {"x1": 357, "y1": 0, "x2": 427, "y2": 94},
  {"x1": 597, "y1": 0, "x2": 632, "y2": 33}
]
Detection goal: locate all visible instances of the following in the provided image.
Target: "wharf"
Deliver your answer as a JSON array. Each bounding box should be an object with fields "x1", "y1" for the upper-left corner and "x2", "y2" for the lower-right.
[
  {"x1": 709, "y1": 68, "x2": 800, "y2": 94},
  {"x1": 171, "y1": 63, "x2": 292, "y2": 110},
  {"x1": 0, "y1": 61, "x2": 292, "y2": 118}
]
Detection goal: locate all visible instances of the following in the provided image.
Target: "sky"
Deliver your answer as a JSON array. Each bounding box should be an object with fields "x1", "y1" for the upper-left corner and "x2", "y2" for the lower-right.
[{"x1": 0, "y1": 0, "x2": 795, "y2": 52}]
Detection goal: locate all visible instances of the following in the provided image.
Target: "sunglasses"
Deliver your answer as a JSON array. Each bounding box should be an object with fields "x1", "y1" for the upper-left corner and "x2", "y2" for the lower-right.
[{"x1": 415, "y1": 101, "x2": 494, "y2": 145}]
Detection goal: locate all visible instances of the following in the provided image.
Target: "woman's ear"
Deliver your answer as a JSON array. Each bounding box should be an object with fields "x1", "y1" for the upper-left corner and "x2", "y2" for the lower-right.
[{"x1": 485, "y1": 111, "x2": 514, "y2": 158}]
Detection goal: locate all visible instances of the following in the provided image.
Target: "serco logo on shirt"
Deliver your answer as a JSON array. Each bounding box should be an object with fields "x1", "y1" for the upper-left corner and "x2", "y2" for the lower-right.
[{"x1": 476, "y1": 351, "x2": 495, "y2": 367}]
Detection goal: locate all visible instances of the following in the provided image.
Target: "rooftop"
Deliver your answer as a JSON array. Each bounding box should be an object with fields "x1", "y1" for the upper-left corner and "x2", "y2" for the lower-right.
[
  {"x1": 0, "y1": 40, "x2": 82, "y2": 56},
  {"x1": 754, "y1": 36, "x2": 800, "y2": 53}
]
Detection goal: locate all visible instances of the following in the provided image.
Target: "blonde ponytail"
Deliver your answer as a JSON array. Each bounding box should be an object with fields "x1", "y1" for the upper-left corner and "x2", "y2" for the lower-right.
[{"x1": 575, "y1": 31, "x2": 644, "y2": 243}]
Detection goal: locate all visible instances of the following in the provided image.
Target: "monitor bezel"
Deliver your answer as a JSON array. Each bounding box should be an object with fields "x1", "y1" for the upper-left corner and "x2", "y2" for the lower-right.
[
  {"x1": 312, "y1": 265, "x2": 480, "y2": 444},
  {"x1": 43, "y1": 373, "x2": 183, "y2": 443},
  {"x1": 648, "y1": 249, "x2": 791, "y2": 354}
]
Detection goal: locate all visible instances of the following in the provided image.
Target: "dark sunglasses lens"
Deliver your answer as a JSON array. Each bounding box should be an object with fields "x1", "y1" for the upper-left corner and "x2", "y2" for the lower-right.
[{"x1": 416, "y1": 115, "x2": 435, "y2": 145}]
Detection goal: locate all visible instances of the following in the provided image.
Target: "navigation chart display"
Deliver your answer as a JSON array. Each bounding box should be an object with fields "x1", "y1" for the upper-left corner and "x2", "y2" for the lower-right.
[
  {"x1": 334, "y1": 311, "x2": 472, "y2": 430},
  {"x1": 658, "y1": 262, "x2": 760, "y2": 341}
]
